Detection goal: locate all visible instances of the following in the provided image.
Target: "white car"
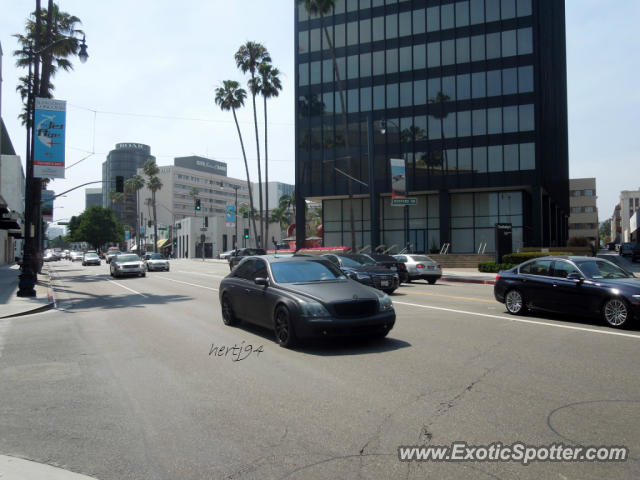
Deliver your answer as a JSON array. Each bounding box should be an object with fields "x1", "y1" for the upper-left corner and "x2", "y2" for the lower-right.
[
  {"x1": 110, "y1": 254, "x2": 146, "y2": 278},
  {"x1": 70, "y1": 251, "x2": 84, "y2": 262},
  {"x1": 393, "y1": 254, "x2": 442, "y2": 284},
  {"x1": 144, "y1": 253, "x2": 170, "y2": 272}
]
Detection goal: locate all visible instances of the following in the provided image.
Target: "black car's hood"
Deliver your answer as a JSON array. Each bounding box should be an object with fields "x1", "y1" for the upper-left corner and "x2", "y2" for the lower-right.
[
  {"x1": 592, "y1": 277, "x2": 640, "y2": 290},
  {"x1": 278, "y1": 280, "x2": 381, "y2": 303}
]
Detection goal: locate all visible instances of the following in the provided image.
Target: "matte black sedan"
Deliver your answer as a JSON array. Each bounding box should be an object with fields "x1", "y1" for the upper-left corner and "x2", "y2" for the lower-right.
[
  {"x1": 219, "y1": 255, "x2": 396, "y2": 348},
  {"x1": 322, "y1": 254, "x2": 400, "y2": 294},
  {"x1": 228, "y1": 247, "x2": 267, "y2": 271},
  {"x1": 494, "y1": 256, "x2": 640, "y2": 328}
]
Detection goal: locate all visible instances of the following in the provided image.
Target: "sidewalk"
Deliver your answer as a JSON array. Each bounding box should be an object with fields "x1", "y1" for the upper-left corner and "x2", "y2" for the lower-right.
[
  {"x1": 0, "y1": 455, "x2": 97, "y2": 480},
  {"x1": 0, "y1": 263, "x2": 55, "y2": 318}
]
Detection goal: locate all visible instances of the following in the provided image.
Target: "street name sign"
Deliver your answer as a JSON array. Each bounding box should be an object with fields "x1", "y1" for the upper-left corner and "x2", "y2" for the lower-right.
[{"x1": 391, "y1": 197, "x2": 417, "y2": 206}]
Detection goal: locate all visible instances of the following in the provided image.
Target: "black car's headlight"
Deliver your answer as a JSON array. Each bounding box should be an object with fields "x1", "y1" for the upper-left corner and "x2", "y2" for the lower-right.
[
  {"x1": 299, "y1": 300, "x2": 330, "y2": 318},
  {"x1": 378, "y1": 294, "x2": 393, "y2": 312},
  {"x1": 355, "y1": 272, "x2": 371, "y2": 281}
]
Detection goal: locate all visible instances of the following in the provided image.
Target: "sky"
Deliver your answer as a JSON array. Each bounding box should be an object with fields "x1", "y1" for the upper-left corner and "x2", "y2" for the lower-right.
[{"x1": 1, "y1": 0, "x2": 639, "y2": 227}]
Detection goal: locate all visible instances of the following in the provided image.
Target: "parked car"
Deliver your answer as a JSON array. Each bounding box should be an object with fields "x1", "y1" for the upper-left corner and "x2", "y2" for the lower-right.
[
  {"x1": 220, "y1": 250, "x2": 235, "y2": 260},
  {"x1": 219, "y1": 255, "x2": 395, "y2": 347},
  {"x1": 366, "y1": 253, "x2": 409, "y2": 283},
  {"x1": 82, "y1": 252, "x2": 101, "y2": 266},
  {"x1": 632, "y1": 243, "x2": 640, "y2": 263},
  {"x1": 393, "y1": 254, "x2": 442, "y2": 284},
  {"x1": 106, "y1": 250, "x2": 122, "y2": 264},
  {"x1": 228, "y1": 248, "x2": 267, "y2": 271},
  {"x1": 619, "y1": 242, "x2": 634, "y2": 257},
  {"x1": 110, "y1": 254, "x2": 146, "y2": 278},
  {"x1": 43, "y1": 250, "x2": 56, "y2": 262},
  {"x1": 494, "y1": 256, "x2": 640, "y2": 328},
  {"x1": 144, "y1": 253, "x2": 170, "y2": 272},
  {"x1": 322, "y1": 253, "x2": 399, "y2": 294}
]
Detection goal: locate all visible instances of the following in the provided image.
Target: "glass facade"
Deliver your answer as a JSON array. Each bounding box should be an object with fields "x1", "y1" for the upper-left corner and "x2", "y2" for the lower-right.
[{"x1": 296, "y1": 0, "x2": 568, "y2": 253}]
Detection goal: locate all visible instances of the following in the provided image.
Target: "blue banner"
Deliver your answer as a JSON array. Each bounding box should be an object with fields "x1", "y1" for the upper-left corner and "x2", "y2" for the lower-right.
[
  {"x1": 41, "y1": 190, "x2": 54, "y2": 221},
  {"x1": 225, "y1": 205, "x2": 236, "y2": 226},
  {"x1": 125, "y1": 231, "x2": 130, "y2": 242},
  {"x1": 34, "y1": 98, "x2": 66, "y2": 178}
]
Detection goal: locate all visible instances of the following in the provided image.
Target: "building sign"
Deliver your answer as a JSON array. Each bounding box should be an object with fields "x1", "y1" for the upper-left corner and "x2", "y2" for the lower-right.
[
  {"x1": 225, "y1": 205, "x2": 236, "y2": 227},
  {"x1": 41, "y1": 190, "x2": 54, "y2": 221},
  {"x1": 390, "y1": 158, "x2": 406, "y2": 199},
  {"x1": 116, "y1": 143, "x2": 149, "y2": 152},
  {"x1": 34, "y1": 98, "x2": 66, "y2": 178},
  {"x1": 175, "y1": 156, "x2": 227, "y2": 177}
]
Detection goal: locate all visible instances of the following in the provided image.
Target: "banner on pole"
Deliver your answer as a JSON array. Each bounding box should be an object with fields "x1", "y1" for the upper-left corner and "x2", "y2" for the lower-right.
[
  {"x1": 225, "y1": 205, "x2": 236, "y2": 227},
  {"x1": 34, "y1": 98, "x2": 66, "y2": 179},
  {"x1": 390, "y1": 158, "x2": 406, "y2": 199},
  {"x1": 41, "y1": 190, "x2": 54, "y2": 221}
]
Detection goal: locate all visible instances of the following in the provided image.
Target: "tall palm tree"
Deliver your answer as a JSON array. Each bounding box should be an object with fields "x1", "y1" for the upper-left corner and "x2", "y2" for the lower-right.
[
  {"x1": 235, "y1": 41, "x2": 271, "y2": 249},
  {"x1": 109, "y1": 190, "x2": 124, "y2": 206},
  {"x1": 142, "y1": 159, "x2": 162, "y2": 252},
  {"x1": 254, "y1": 62, "x2": 283, "y2": 250},
  {"x1": 125, "y1": 174, "x2": 145, "y2": 253},
  {"x1": 214, "y1": 80, "x2": 259, "y2": 243},
  {"x1": 428, "y1": 91, "x2": 451, "y2": 172},
  {"x1": 296, "y1": 0, "x2": 355, "y2": 252}
]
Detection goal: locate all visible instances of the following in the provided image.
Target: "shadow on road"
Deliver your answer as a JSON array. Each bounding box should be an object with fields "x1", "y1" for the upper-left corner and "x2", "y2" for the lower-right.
[
  {"x1": 498, "y1": 307, "x2": 640, "y2": 332},
  {"x1": 232, "y1": 321, "x2": 411, "y2": 356}
]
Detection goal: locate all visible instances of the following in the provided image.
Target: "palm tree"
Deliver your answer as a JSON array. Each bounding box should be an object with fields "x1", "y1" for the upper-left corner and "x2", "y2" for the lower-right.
[
  {"x1": 428, "y1": 91, "x2": 451, "y2": 172},
  {"x1": 235, "y1": 41, "x2": 271, "y2": 249},
  {"x1": 109, "y1": 190, "x2": 124, "y2": 206},
  {"x1": 254, "y1": 62, "x2": 283, "y2": 250},
  {"x1": 142, "y1": 159, "x2": 163, "y2": 252},
  {"x1": 297, "y1": 0, "x2": 355, "y2": 251},
  {"x1": 214, "y1": 80, "x2": 259, "y2": 243},
  {"x1": 13, "y1": 2, "x2": 85, "y2": 122},
  {"x1": 125, "y1": 174, "x2": 145, "y2": 253}
]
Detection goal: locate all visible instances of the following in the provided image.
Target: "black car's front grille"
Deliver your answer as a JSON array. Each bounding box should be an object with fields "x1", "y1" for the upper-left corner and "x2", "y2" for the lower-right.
[
  {"x1": 332, "y1": 299, "x2": 378, "y2": 318},
  {"x1": 372, "y1": 274, "x2": 394, "y2": 288}
]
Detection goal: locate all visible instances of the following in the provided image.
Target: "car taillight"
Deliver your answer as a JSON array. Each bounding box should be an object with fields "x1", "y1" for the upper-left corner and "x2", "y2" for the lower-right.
[
  {"x1": 416, "y1": 264, "x2": 424, "y2": 268},
  {"x1": 398, "y1": 263, "x2": 406, "y2": 270},
  {"x1": 496, "y1": 274, "x2": 500, "y2": 281}
]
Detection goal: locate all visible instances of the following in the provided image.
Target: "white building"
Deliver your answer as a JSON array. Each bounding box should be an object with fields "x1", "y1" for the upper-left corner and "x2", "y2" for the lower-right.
[
  {"x1": 619, "y1": 189, "x2": 640, "y2": 243},
  {"x1": 173, "y1": 215, "x2": 282, "y2": 259},
  {"x1": 0, "y1": 154, "x2": 25, "y2": 265},
  {"x1": 252, "y1": 181, "x2": 294, "y2": 212}
]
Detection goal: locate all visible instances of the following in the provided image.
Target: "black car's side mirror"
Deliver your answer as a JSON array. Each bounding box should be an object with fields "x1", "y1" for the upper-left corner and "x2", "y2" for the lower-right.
[
  {"x1": 567, "y1": 272, "x2": 584, "y2": 283},
  {"x1": 254, "y1": 277, "x2": 269, "y2": 287}
]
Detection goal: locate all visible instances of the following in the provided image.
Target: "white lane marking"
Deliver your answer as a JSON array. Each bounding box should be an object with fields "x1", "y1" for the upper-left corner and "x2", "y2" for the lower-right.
[
  {"x1": 175, "y1": 270, "x2": 226, "y2": 280},
  {"x1": 164, "y1": 277, "x2": 219, "y2": 292},
  {"x1": 106, "y1": 279, "x2": 148, "y2": 297},
  {"x1": 393, "y1": 301, "x2": 640, "y2": 340}
]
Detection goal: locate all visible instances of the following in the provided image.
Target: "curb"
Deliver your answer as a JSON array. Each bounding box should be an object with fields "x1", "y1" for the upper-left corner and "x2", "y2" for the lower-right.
[
  {"x1": 0, "y1": 268, "x2": 56, "y2": 319},
  {"x1": 441, "y1": 276, "x2": 496, "y2": 285}
]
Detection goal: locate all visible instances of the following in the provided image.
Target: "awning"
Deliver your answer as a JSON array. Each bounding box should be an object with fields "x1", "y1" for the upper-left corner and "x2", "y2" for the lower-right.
[
  {"x1": 0, "y1": 219, "x2": 20, "y2": 230},
  {"x1": 8, "y1": 229, "x2": 23, "y2": 238},
  {"x1": 157, "y1": 238, "x2": 170, "y2": 249}
]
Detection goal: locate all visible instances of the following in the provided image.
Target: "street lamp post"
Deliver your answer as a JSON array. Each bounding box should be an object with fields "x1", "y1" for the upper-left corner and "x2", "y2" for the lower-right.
[{"x1": 17, "y1": 35, "x2": 88, "y2": 297}]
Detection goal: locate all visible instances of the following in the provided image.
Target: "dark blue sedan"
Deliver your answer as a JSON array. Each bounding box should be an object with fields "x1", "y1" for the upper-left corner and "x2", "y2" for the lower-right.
[{"x1": 494, "y1": 256, "x2": 640, "y2": 328}]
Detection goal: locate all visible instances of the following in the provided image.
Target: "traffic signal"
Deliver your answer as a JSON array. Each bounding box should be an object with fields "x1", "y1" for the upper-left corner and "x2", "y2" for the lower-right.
[
  {"x1": 173, "y1": 239, "x2": 177, "y2": 247},
  {"x1": 115, "y1": 176, "x2": 124, "y2": 193},
  {"x1": 195, "y1": 199, "x2": 201, "y2": 211},
  {"x1": 244, "y1": 228, "x2": 249, "y2": 239}
]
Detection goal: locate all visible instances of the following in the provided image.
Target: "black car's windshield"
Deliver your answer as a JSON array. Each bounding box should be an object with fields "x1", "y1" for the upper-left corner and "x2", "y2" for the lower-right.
[
  {"x1": 346, "y1": 254, "x2": 377, "y2": 266},
  {"x1": 338, "y1": 256, "x2": 364, "y2": 268},
  {"x1": 117, "y1": 254, "x2": 140, "y2": 262},
  {"x1": 150, "y1": 254, "x2": 164, "y2": 259},
  {"x1": 271, "y1": 260, "x2": 347, "y2": 283},
  {"x1": 575, "y1": 260, "x2": 632, "y2": 279}
]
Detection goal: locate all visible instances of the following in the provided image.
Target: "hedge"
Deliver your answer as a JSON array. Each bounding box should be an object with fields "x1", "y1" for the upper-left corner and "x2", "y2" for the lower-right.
[
  {"x1": 502, "y1": 251, "x2": 572, "y2": 264},
  {"x1": 478, "y1": 261, "x2": 517, "y2": 273}
]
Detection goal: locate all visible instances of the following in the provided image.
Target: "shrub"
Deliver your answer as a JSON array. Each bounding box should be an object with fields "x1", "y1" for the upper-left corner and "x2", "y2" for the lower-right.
[
  {"x1": 502, "y1": 251, "x2": 571, "y2": 264},
  {"x1": 478, "y1": 261, "x2": 517, "y2": 273}
]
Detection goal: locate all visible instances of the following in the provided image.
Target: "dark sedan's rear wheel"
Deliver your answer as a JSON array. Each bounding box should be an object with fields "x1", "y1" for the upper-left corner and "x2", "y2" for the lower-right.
[
  {"x1": 505, "y1": 289, "x2": 526, "y2": 315},
  {"x1": 603, "y1": 298, "x2": 630, "y2": 328},
  {"x1": 427, "y1": 279, "x2": 437, "y2": 285},
  {"x1": 274, "y1": 305, "x2": 297, "y2": 348},
  {"x1": 221, "y1": 294, "x2": 238, "y2": 326}
]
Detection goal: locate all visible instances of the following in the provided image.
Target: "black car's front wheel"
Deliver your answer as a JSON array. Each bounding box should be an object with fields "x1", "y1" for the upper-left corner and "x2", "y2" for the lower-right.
[
  {"x1": 274, "y1": 305, "x2": 297, "y2": 348},
  {"x1": 221, "y1": 294, "x2": 238, "y2": 326},
  {"x1": 505, "y1": 289, "x2": 526, "y2": 315},
  {"x1": 602, "y1": 298, "x2": 630, "y2": 328}
]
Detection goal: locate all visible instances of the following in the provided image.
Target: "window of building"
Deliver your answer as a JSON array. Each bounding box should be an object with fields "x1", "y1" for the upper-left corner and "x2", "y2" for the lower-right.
[
  {"x1": 373, "y1": 17, "x2": 385, "y2": 41},
  {"x1": 457, "y1": 74, "x2": 471, "y2": 100},
  {"x1": 585, "y1": 206, "x2": 594, "y2": 213},
  {"x1": 472, "y1": 71, "x2": 486, "y2": 98},
  {"x1": 502, "y1": 30, "x2": 517, "y2": 57},
  {"x1": 502, "y1": 67, "x2": 518, "y2": 94},
  {"x1": 473, "y1": 146, "x2": 487, "y2": 173},
  {"x1": 503, "y1": 105, "x2": 518, "y2": 133},
  {"x1": 517, "y1": 0, "x2": 532, "y2": 16},
  {"x1": 413, "y1": 9, "x2": 425, "y2": 34},
  {"x1": 584, "y1": 189, "x2": 594, "y2": 196},
  {"x1": 400, "y1": 46, "x2": 412, "y2": 71},
  {"x1": 414, "y1": 79, "x2": 427, "y2": 105},
  {"x1": 486, "y1": 0, "x2": 500, "y2": 22},
  {"x1": 487, "y1": 69, "x2": 501, "y2": 96},
  {"x1": 427, "y1": 6, "x2": 440, "y2": 32},
  {"x1": 456, "y1": 37, "x2": 470, "y2": 64},
  {"x1": 360, "y1": 18, "x2": 372, "y2": 43},
  {"x1": 504, "y1": 144, "x2": 519, "y2": 171},
  {"x1": 520, "y1": 143, "x2": 535, "y2": 170},
  {"x1": 501, "y1": 0, "x2": 516, "y2": 19},
  {"x1": 486, "y1": 32, "x2": 501, "y2": 59},
  {"x1": 441, "y1": 3, "x2": 454, "y2": 29},
  {"x1": 399, "y1": 10, "x2": 412, "y2": 36},
  {"x1": 518, "y1": 28, "x2": 533, "y2": 55},
  {"x1": 519, "y1": 104, "x2": 534, "y2": 131},
  {"x1": 487, "y1": 107, "x2": 502, "y2": 134},
  {"x1": 386, "y1": 83, "x2": 399, "y2": 108},
  {"x1": 413, "y1": 44, "x2": 426, "y2": 70},
  {"x1": 400, "y1": 81, "x2": 413, "y2": 107},
  {"x1": 488, "y1": 145, "x2": 503, "y2": 172},
  {"x1": 472, "y1": 109, "x2": 487, "y2": 135},
  {"x1": 386, "y1": 13, "x2": 398, "y2": 38},
  {"x1": 518, "y1": 65, "x2": 534, "y2": 93},
  {"x1": 427, "y1": 41, "x2": 440, "y2": 67},
  {"x1": 458, "y1": 110, "x2": 471, "y2": 137},
  {"x1": 470, "y1": 0, "x2": 485, "y2": 24},
  {"x1": 471, "y1": 34, "x2": 485, "y2": 61},
  {"x1": 373, "y1": 51, "x2": 385, "y2": 75},
  {"x1": 456, "y1": 1, "x2": 470, "y2": 27},
  {"x1": 347, "y1": 21, "x2": 359, "y2": 46}
]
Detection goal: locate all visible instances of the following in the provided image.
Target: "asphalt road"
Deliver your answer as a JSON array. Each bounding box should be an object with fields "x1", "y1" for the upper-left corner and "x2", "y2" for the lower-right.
[{"x1": 1, "y1": 258, "x2": 639, "y2": 480}]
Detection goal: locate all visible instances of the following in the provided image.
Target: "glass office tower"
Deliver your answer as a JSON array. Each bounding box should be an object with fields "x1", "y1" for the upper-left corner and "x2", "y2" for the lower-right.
[{"x1": 294, "y1": 0, "x2": 568, "y2": 253}]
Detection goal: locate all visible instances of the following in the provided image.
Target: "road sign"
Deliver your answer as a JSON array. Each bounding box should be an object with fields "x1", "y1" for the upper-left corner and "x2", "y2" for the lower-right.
[{"x1": 391, "y1": 197, "x2": 417, "y2": 206}]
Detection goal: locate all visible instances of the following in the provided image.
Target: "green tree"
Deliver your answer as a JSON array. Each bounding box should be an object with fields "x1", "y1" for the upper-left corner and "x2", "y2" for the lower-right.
[
  {"x1": 66, "y1": 215, "x2": 80, "y2": 241},
  {"x1": 109, "y1": 189, "x2": 124, "y2": 205},
  {"x1": 236, "y1": 41, "x2": 271, "y2": 248},
  {"x1": 214, "y1": 80, "x2": 259, "y2": 242},
  {"x1": 125, "y1": 174, "x2": 145, "y2": 252},
  {"x1": 297, "y1": 0, "x2": 355, "y2": 251},
  {"x1": 253, "y1": 62, "x2": 283, "y2": 250},
  {"x1": 142, "y1": 159, "x2": 162, "y2": 252},
  {"x1": 74, "y1": 206, "x2": 123, "y2": 249},
  {"x1": 599, "y1": 219, "x2": 612, "y2": 243}
]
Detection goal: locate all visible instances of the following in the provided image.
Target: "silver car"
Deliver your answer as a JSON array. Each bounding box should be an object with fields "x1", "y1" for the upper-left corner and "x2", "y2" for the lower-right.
[
  {"x1": 110, "y1": 254, "x2": 146, "y2": 278},
  {"x1": 144, "y1": 253, "x2": 170, "y2": 272},
  {"x1": 393, "y1": 254, "x2": 442, "y2": 284}
]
